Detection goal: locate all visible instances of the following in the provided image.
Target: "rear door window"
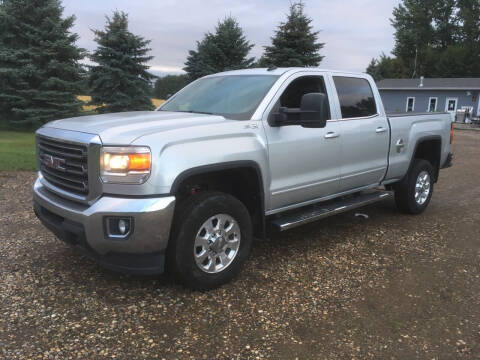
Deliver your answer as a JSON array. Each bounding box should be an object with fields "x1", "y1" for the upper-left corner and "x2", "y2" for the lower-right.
[{"x1": 333, "y1": 77, "x2": 377, "y2": 119}]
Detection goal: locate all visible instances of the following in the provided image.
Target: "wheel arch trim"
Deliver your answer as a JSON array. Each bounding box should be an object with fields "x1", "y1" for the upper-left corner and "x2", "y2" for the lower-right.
[
  {"x1": 169, "y1": 160, "x2": 266, "y2": 238},
  {"x1": 406, "y1": 135, "x2": 442, "y2": 181}
]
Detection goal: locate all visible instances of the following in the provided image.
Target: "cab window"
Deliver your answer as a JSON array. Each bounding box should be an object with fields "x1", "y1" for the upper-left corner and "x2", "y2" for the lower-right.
[
  {"x1": 333, "y1": 76, "x2": 377, "y2": 119},
  {"x1": 270, "y1": 76, "x2": 331, "y2": 121}
]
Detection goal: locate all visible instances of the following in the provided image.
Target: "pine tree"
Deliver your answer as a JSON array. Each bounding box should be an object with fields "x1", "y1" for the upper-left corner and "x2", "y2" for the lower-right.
[
  {"x1": 184, "y1": 17, "x2": 254, "y2": 80},
  {"x1": 0, "y1": 0, "x2": 85, "y2": 129},
  {"x1": 258, "y1": 1, "x2": 324, "y2": 68},
  {"x1": 88, "y1": 12, "x2": 155, "y2": 113}
]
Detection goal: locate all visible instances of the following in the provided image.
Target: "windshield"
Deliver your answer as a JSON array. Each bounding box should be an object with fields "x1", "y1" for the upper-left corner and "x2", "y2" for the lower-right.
[{"x1": 159, "y1": 75, "x2": 279, "y2": 120}]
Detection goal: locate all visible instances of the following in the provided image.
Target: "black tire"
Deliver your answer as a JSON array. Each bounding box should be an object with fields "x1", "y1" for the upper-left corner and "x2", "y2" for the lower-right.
[
  {"x1": 167, "y1": 191, "x2": 253, "y2": 290},
  {"x1": 394, "y1": 159, "x2": 434, "y2": 214}
]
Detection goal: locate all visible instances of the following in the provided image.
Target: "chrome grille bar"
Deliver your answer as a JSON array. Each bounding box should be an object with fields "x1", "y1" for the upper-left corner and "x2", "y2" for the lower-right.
[{"x1": 38, "y1": 136, "x2": 89, "y2": 196}]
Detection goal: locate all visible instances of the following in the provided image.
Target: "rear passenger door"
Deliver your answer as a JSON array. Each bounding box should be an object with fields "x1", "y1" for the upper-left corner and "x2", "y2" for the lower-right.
[{"x1": 331, "y1": 75, "x2": 390, "y2": 192}]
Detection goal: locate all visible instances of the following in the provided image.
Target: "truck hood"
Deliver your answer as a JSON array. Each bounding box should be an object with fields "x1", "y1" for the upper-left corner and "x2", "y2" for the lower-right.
[{"x1": 44, "y1": 111, "x2": 230, "y2": 144}]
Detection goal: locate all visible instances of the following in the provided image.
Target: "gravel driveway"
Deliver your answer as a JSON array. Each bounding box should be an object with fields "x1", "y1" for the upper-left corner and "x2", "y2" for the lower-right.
[{"x1": 1, "y1": 131, "x2": 479, "y2": 359}]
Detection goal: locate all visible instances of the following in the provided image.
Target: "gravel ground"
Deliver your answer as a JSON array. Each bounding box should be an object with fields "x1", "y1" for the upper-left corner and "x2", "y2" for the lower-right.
[{"x1": 1, "y1": 131, "x2": 479, "y2": 359}]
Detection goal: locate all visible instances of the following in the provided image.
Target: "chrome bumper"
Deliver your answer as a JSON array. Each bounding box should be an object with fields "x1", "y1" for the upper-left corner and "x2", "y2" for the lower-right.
[{"x1": 33, "y1": 175, "x2": 175, "y2": 274}]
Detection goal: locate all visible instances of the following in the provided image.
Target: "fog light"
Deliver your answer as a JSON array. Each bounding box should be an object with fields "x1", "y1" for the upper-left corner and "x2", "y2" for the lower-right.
[
  {"x1": 105, "y1": 217, "x2": 133, "y2": 239},
  {"x1": 118, "y1": 219, "x2": 127, "y2": 234}
]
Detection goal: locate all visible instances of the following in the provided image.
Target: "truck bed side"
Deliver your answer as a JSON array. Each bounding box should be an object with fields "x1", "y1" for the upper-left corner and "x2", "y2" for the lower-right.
[{"x1": 384, "y1": 112, "x2": 452, "y2": 182}]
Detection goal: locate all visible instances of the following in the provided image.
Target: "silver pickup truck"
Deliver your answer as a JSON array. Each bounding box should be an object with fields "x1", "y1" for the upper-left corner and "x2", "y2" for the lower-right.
[{"x1": 33, "y1": 68, "x2": 453, "y2": 289}]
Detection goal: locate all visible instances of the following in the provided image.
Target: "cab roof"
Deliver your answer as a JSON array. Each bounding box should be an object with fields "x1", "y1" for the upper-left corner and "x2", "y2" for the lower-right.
[{"x1": 206, "y1": 67, "x2": 366, "y2": 77}]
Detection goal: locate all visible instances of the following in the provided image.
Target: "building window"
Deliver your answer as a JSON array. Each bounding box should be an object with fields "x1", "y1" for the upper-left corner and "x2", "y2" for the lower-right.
[
  {"x1": 428, "y1": 97, "x2": 438, "y2": 112},
  {"x1": 445, "y1": 98, "x2": 458, "y2": 112},
  {"x1": 406, "y1": 97, "x2": 415, "y2": 112}
]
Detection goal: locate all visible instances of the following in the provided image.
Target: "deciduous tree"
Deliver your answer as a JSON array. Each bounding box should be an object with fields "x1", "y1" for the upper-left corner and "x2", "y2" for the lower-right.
[{"x1": 154, "y1": 74, "x2": 190, "y2": 100}]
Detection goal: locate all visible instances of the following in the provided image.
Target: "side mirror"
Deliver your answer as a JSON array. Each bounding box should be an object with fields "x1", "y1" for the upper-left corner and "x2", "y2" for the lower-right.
[
  {"x1": 299, "y1": 93, "x2": 328, "y2": 128},
  {"x1": 270, "y1": 93, "x2": 328, "y2": 128}
]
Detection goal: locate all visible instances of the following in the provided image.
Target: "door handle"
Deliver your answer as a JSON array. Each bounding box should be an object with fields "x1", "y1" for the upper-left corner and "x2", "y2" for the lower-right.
[
  {"x1": 324, "y1": 132, "x2": 340, "y2": 139},
  {"x1": 376, "y1": 127, "x2": 387, "y2": 133},
  {"x1": 396, "y1": 139, "x2": 405, "y2": 153}
]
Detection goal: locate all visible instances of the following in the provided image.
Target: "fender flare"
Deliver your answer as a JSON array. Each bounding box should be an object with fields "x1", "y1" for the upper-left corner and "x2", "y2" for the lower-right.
[
  {"x1": 170, "y1": 160, "x2": 266, "y2": 238},
  {"x1": 405, "y1": 135, "x2": 442, "y2": 182}
]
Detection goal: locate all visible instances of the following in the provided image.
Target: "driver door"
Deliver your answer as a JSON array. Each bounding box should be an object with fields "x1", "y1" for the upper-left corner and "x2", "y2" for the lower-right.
[{"x1": 262, "y1": 72, "x2": 342, "y2": 212}]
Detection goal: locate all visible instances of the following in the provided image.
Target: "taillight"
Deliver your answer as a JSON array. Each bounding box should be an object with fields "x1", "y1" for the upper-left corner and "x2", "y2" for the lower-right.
[{"x1": 450, "y1": 122, "x2": 454, "y2": 144}]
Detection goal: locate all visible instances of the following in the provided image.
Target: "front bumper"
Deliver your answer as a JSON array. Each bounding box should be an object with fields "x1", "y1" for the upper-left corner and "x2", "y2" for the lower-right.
[{"x1": 33, "y1": 176, "x2": 175, "y2": 275}]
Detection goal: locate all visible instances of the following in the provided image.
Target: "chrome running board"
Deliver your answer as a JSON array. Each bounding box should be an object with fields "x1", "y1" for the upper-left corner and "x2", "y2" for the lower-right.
[{"x1": 269, "y1": 190, "x2": 393, "y2": 232}]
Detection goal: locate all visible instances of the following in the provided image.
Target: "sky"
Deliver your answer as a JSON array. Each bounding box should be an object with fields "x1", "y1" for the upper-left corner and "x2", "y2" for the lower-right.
[{"x1": 63, "y1": 0, "x2": 402, "y2": 76}]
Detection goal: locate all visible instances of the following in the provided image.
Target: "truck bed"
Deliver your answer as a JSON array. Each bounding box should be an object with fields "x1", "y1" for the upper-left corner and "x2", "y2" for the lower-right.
[
  {"x1": 387, "y1": 112, "x2": 449, "y2": 117},
  {"x1": 384, "y1": 112, "x2": 452, "y2": 182}
]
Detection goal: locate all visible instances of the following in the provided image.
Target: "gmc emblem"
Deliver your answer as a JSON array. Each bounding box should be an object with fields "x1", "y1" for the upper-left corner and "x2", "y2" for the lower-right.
[{"x1": 43, "y1": 154, "x2": 66, "y2": 172}]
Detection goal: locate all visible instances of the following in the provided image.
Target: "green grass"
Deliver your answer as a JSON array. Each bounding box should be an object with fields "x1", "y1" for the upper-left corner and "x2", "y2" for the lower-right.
[{"x1": 0, "y1": 131, "x2": 36, "y2": 171}]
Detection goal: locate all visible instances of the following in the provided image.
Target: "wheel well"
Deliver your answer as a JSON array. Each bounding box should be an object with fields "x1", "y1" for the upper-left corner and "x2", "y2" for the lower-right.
[
  {"x1": 171, "y1": 165, "x2": 265, "y2": 238},
  {"x1": 413, "y1": 138, "x2": 441, "y2": 181}
]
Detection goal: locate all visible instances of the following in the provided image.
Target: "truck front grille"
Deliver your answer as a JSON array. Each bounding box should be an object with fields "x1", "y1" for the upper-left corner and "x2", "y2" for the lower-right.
[{"x1": 38, "y1": 136, "x2": 89, "y2": 196}]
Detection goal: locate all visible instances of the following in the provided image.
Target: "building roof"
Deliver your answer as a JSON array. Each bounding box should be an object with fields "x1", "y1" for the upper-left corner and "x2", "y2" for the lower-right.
[{"x1": 377, "y1": 77, "x2": 480, "y2": 90}]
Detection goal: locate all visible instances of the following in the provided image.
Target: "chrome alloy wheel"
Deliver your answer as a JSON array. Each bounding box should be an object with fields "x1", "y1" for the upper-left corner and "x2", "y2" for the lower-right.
[
  {"x1": 193, "y1": 214, "x2": 241, "y2": 274},
  {"x1": 415, "y1": 170, "x2": 431, "y2": 205}
]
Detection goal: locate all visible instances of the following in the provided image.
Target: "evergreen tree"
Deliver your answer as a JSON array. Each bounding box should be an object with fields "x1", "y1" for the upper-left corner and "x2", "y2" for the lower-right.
[
  {"x1": 89, "y1": 12, "x2": 155, "y2": 113},
  {"x1": 184, "y1": 17, "x2": 254, "y2": 80},
  {"x1": 258, "y1": 1, "x2": 324, "y2": 67},
  {"x1": 366, "y1": 59, "x2": 381, "y2": 81},
  {"x1": 0, "y1": 0, "x2": 85, "y2": 129}
]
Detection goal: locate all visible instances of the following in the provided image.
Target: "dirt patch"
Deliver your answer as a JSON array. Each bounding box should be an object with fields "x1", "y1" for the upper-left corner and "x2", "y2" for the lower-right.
[{"x1": 1, "y1": 131, "x2": 479, "y2": 359}]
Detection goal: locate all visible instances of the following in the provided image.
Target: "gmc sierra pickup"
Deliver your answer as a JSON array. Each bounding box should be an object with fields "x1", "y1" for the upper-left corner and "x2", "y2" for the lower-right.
[{"x1": 33, "y1": 68, "x2": 453, "y2": 289}]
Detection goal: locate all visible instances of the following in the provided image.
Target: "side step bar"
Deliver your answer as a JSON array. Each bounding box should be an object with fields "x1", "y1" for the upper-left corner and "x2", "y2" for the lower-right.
[{"x1": 269, "y1": 190, "x2": 393, "y2": 232}]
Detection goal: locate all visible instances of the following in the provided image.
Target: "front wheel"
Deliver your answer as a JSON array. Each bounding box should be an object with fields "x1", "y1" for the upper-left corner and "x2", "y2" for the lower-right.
[
  {"x1": 167, "y1": 192, "x2": 253, "y2": 290},
  {"x1": 394, "y1": 159, "x2": 434, "y2": 214}
]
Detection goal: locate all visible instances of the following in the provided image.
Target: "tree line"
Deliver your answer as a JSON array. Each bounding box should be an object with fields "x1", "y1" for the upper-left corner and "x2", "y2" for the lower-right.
[
  {"x1": 0, "y1": 0, "x2": 323, "y2": 130},
  {"x1": 367, "y1": 0, "x2": 480, "y2": 80}
]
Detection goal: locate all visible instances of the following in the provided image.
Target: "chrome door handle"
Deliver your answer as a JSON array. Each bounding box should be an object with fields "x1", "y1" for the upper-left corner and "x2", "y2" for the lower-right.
[
  {"x1": 324, "y1": 132, "x2": 340, "y2": 139},
  {"x1": 376, "y1": 127, "x2": 387, "y2": 133},
  {"x1": 396, "y1": 139, "x2": 405, "y2": 153}
]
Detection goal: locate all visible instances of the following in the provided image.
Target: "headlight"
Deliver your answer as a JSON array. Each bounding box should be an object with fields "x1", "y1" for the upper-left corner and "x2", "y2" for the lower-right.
[{"x1": 100, "y1": 146, "x2": 151, "y2": 184}]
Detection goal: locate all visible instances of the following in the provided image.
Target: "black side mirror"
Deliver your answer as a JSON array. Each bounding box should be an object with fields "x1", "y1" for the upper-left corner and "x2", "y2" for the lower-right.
[
  {"x1": 270, "y1": 93, "x2": 328, "y2": 128},
  {"x1": 299, "y1": 93, "x2": 328, "y2": 128}
]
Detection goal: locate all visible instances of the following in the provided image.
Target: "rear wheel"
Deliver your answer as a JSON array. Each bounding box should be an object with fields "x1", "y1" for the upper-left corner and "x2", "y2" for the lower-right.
[
  {"x1": 394, "y1": 159, "x2": 434, "y2": 214},
  {"x1": 167, "y1": 191, "x2": 252, "y2": 290}
]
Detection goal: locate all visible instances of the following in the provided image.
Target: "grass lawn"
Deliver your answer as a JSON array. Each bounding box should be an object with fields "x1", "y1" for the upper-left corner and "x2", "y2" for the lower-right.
[
  {"x1": 0, "y1": 131, "x2": 36, "y2": 171},
  {"x1": 0, "y1": 100, "x2": 166, "y2": 172}
]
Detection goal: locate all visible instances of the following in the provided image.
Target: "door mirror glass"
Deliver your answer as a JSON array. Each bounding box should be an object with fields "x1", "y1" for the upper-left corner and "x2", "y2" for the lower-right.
[{"x1": 273, "y1": 93, "x2": 328, "y2": 128}]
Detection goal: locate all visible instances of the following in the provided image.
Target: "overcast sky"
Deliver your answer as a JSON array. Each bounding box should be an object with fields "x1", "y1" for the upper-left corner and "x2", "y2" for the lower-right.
[{"x1": 63, "y1": 0, "x2": 401, "y2": 76}]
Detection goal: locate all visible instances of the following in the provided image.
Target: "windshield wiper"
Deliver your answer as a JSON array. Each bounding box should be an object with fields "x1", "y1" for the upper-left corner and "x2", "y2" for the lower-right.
[
  {"x1": 183, "y1": 110, "x2": 215, "y2": 115},
  {"x1": 158, "y1": 109, "x2": 215, "y2": 115}
]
